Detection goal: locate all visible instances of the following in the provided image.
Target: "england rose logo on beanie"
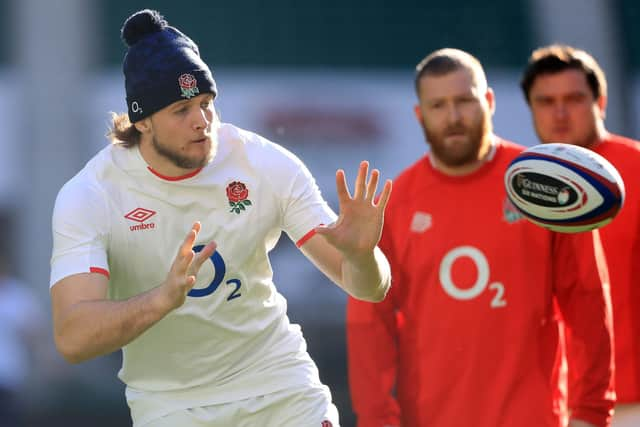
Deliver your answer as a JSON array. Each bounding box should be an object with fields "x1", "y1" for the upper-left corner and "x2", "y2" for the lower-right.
[
  {"x1": 178, "y1": 73, "x2": 200, "y2": 98},
  {"x1": 226, "y1": 181, "x2": 252, "y2": 214}
]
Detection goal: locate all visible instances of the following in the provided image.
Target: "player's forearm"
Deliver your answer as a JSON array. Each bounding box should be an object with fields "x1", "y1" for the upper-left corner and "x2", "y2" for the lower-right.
[
  {"x1": 54, "y1": 286, "x2": 171, "y2": 364},
  {"x1": 341, "y1": 247, "x2": 391, "y2": 302}
]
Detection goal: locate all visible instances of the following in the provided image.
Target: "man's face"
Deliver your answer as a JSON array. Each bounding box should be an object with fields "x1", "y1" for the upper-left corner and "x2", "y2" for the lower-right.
[
  {"x1": 148, "y1": 93, "x2": 219, "y2": 170},
  {"x1": 527, "y1": 69, "x2": 605, "y2": 147},
  {"x1": 415, "y1": 68, "x2": 493, "y2": 167}
]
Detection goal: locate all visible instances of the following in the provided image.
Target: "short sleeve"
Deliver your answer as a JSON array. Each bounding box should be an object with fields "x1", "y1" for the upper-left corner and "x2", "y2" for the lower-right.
[
  {"x1": 50, "y1": 180, "x2": 110, "y2": 288},
  {"x1": 259, "y1": 143, "x2": 336, "y2": 244},
  {"x1": 283, "y1": 158, "x2": 337, "y2": 244}
]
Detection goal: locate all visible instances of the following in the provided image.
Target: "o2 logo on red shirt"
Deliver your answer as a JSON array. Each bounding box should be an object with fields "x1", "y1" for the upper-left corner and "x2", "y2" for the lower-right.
[
  {"x1": 439, "y1": 246, "x2": 506, "y2": 308},
  {"x1": 188, "y1": 245, "x2": 242, "y2": 301}
]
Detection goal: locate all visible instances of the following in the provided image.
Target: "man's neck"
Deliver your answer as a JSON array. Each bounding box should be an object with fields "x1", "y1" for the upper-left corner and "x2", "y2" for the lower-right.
[{"x1": 588, "y1": 124, "x2": 609, "y2": 148}]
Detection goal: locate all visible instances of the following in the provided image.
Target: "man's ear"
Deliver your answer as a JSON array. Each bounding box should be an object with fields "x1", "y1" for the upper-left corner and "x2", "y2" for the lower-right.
[
  {"x1": 596, "y1": 94, "x2": 607, "y2": 120},
  {"x1": 134, "y1": 118, "x2": 151, "y2": 133},
  {"x1": 485, "y1": 87, "x2": 496, "y2": 115},
  {"x1": 414, "y1": 105, "x2": 423, "y2": 123}
]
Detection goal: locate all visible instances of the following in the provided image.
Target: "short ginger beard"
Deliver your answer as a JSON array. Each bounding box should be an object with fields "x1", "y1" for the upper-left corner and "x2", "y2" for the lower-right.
[
  {"x1": 151, "y1": 134, "x2": 217, "y2": 170},
  {"x1": 422, "y1": 113, "x2": 491, "y2": 167}
]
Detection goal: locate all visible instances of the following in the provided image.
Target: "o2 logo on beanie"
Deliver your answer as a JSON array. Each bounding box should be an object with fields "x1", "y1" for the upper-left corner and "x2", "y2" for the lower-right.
[
  {"x1": 130, "y1": 101, "x2": 143, "y2": 114},
  {"x1": 178, "y1": 73, "x2": 200, "y2": 98}
]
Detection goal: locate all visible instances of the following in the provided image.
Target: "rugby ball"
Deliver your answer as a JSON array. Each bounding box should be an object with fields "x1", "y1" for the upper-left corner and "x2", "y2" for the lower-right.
[{"x1": 504, "y1": 143, "x2": 624, "y2": 233}]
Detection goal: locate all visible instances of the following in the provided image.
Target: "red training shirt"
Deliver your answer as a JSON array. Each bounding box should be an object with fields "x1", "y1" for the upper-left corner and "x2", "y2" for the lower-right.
[
  {"x1": 591, "y1": 133, "x2": 640, "y2": 402},
  {"x1": 347, "y1": 137, "x2": 615, "y2": 427}
]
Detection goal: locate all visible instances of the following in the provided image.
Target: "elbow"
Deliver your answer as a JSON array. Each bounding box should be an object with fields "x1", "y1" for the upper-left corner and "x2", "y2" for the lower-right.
[
  {"x1": 342, "y1": 249, "x2": 392, "y2": 302},
  {"x1": 54, "y1": 333, "x2": 91, "y2": 364},
  {"x1": 359, "y1": 249, "x2": 391, "y2": 303},
  {"x1": 363, "y1": 287, "x2": 389, "y2": 303},
  {"x1": 354, "y1": 292, "x2": 386, "y2": 303},
  {"x1": 353, "y1": 279, "x2": 391, "y2": 303}
]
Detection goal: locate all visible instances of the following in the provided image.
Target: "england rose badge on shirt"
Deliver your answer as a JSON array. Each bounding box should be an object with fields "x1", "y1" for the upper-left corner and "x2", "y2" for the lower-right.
[{"x1": 226, "y1": 181, "x2": 252, "y2": 214}]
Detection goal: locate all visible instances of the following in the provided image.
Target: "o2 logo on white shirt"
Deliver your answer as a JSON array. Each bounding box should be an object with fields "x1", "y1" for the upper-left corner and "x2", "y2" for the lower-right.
[
  {"x1": 439, "y1": 246, "x2": 506, "y2": 308},
  {"x1": 188, "y1": 245, "x2": 242, "y2": 300}
]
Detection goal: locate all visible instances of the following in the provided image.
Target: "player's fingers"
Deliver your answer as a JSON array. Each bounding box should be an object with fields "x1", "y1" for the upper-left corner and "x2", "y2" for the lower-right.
[
  {"x1": 365, "y1": 169, "x2": 380, "y2": 202},
  {"x1": 374, "y1": 179, "x2": 393, "y2": 210},
  {"x1": 177, "y1": 232, "x2": 196, "y2": 265},
  {"x1": 172, "y1": 226, "x2": 200, "y2": 275},
  {"x1": 179, "y1": 222, "x2": 200, "y2": 257},
  {"x1": 192, "y1": 241, "x2": 217, "y2": 272},
  {"x1": 335, "y1": 169, "x2": 352, "y2": 206},
  {"x1": 353, "y1": 161, "x2": 369, "y2": 199},
  {"x1": 183, "y1": 275, "x2": 197, "y2": 291},
  {"x1": 174, "y1": 250, "x2": 195, "y2": 277}
]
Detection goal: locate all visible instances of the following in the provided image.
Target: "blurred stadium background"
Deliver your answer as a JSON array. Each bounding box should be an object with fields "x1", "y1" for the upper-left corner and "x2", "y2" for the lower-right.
[{"x1": 0, "y1": 0, "x2": 638, "y2": 425}]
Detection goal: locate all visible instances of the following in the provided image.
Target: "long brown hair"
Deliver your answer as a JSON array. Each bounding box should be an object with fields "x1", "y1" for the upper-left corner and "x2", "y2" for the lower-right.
[{"x1": 107, "y1": 112, "x2": 141, "y2": 148}]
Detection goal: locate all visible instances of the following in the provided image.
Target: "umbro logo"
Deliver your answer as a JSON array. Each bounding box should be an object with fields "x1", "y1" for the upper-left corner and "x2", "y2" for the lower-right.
[{"x1": 124, "y1": 208, "x2": 157, "y2": 231}]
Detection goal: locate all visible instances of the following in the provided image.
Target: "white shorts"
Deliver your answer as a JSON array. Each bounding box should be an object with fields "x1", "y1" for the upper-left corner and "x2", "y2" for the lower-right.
[
  {"x1": 612, "y1": 403, "x2": 640, "y2": 427},
  {"x1": 138, "y1": 383, "x2": 340, "y2": 427}
]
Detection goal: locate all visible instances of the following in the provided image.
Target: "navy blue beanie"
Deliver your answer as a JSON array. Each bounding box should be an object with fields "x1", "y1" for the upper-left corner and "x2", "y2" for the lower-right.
[{"x1": 121, "y1": 9, "x2": 217, "y2": 123}]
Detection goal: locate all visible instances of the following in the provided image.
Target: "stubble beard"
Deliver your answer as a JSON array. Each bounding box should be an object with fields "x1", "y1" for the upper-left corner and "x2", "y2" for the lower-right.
[{"x1": 151, "y1": 134, "x2": 217, "y2": 170}]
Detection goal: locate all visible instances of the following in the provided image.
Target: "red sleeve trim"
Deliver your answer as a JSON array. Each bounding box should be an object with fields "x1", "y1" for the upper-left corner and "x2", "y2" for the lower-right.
[
  {"x1": 89, "y1": 267, "x2": 110, "y2": 279},
  {"x1": 296, "y1": 224, "x2": 324, "y2": 248}
]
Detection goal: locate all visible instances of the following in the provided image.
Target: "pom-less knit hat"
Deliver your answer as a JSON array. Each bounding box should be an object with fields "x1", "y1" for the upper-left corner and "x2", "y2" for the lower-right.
[{"x1": 121, "y1": 9, "x2": 217, "y2": 123}]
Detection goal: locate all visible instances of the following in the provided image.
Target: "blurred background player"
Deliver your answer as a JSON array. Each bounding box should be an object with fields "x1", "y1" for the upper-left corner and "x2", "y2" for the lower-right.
[
  {"x1": 49, "y1": 9, "x2": 392, "y2": 427},
  {"x1": 346, "y1": 48, "x2": 615, "y2": 427},
  {"x1": 521, "y1": 44, "x2": 640, "y2": 427}
]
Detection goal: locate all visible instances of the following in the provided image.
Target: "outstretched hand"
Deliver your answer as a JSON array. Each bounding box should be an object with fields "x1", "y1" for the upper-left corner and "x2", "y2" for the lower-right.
[
  {"x1": 315, "y1": 161, "x2": 392, "y2": 259},
  {"x1": 161, "y1": 222, "x2": 217, "y2": 310}
]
